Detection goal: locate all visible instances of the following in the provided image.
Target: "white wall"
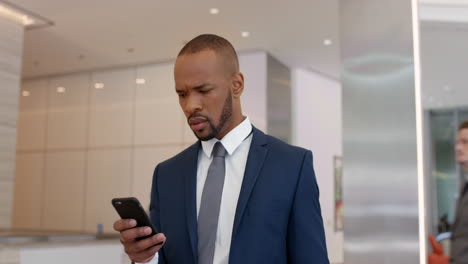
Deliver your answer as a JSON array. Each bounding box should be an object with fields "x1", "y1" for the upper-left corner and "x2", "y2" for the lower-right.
[
  {"x1": 291, "y1": 68, "x2": 343, "y2": 263},
  {"x1": 420, "y1": 22, "x2": 468, "y2": 110},
  {"x1": 238, "y1": 51, "x2": 268, "y2": 132},
  {"x1": 0, "y1": 17, "x2": 23, "y2": 229},
  {"x1": 12, "y1": 51, "x2": 269, "y2": 233}
]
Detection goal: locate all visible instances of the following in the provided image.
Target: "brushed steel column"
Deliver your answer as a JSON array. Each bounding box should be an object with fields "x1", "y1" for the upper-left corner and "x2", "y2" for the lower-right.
[{"x1": 340, "y1": 1, "x2": 421, "y2": 263}]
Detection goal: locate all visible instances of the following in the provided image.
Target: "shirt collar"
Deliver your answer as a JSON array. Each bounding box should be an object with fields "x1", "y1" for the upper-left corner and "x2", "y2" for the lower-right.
[{"x1": 201, "y1": 117, "x2": 252, "y2": 158}]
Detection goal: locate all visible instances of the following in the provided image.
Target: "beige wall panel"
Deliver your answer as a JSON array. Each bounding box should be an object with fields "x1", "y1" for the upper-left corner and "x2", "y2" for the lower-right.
[
  {"x1": 42, "y1": 151, "x2": 86, "y2": 231},
  {"x1": 134, "y1": 98, "x2": 183, "y2": 145},
  {"x1": 136, "y1": 63, "x2": 175, "y2": 98},
  {"x1": 85, "y1": 149, "x2": 132, "y2": 233},
  {"x1": 134, "y1": 64, "x2": 183, "y2": 145},
  {"x1": 12, "y1": 153, "x2": 44, "y2": 229},
  {"x1": 89, "y1": 69, "x2": 134, "y2": 147},
  {"x1": 132, "y1": 146, "x2": 182, "y2": 211},
  {"x1": 17, "y1": 80, "x2": 48, "y2": 151},
  {"x1": 46, "y1": 74, "x2": 89, "y2": 149},
  {"x1": 182, "y1": 113, "x2": 197, "y2": 145}
]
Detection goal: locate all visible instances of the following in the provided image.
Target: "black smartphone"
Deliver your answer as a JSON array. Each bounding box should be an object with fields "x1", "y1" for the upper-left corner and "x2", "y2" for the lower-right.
[{"x1": 112, "y1": 197, "x2": 158, "y2": 241}]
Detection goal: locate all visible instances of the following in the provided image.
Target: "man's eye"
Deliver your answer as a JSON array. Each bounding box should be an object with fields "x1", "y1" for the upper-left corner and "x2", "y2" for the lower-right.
[
  {"x1": 199, "y1": 90, "x2": 209, "y2": 94},
  {"x1": 178, "y1": 93, "x2": 186, "y2": 98}
]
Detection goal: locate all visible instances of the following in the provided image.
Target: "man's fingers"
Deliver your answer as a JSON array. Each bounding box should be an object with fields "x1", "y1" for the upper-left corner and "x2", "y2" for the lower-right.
[
  {"x1": 126, "y1": 233, "x2": 166, "y2": 255},
  {"x1": 121, "y1": 226, "x2": 153, "y2": 242},
  {"x1": 139, "y1": 241, "x2": 165, "y2": 261},
  {"x1": 113, "y1": 219, "x2": 137, "y2": 232},
  {"x1": 114, "y1": 220, "x2": 165, "y2": 263}
]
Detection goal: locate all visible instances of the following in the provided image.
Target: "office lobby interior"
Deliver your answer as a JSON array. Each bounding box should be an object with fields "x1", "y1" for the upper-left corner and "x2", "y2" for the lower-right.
[{"x1": 1, "y1": 0, "x2": 468, "y2": 263}]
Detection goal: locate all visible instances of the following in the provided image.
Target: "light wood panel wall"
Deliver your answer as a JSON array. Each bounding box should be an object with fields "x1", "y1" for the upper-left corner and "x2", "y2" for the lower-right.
[{"x1": 13, "y1": 52, "x2": 273, "y2": 233}]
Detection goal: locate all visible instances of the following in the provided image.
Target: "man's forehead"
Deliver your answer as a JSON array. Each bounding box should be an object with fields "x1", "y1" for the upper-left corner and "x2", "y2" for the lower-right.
[
  {"x1": 176, "y1": 49, "x2": 218, "y2": 63},
  {"x1": 460, "y1": 129, "x2": 468, "y2": 137}
]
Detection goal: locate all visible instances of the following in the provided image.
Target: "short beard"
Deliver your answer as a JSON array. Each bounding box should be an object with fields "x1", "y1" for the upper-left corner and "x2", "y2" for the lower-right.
[{"x1": 193, "y1": 92, "x2": 232, "y2": 141}]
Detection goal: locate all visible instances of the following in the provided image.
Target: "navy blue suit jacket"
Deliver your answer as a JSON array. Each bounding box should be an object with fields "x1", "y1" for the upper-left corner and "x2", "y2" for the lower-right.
[{"x1": 149, "y1": 127, "x2": 329, "y2": 264}]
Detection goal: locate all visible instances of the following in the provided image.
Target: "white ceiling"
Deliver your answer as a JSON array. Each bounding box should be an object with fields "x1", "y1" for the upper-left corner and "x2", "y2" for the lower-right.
[
  {"x1": 419, "y1": 0, "x2": 468, "y2": 109},
  {"x1": 420, "y1": 21, "x2": 468, "y2": 110},
  {"x1": 10, "y1": 0, "x2": 340, "y2": 79}
]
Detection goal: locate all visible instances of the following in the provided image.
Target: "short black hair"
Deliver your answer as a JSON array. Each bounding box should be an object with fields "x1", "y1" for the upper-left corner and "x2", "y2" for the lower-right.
[
  {"x1": 459, "y1": 121, "x2": 468, "y2": 131},
  {"x1": 178, "y1": 34, "x2": 239, "y2": 73}
]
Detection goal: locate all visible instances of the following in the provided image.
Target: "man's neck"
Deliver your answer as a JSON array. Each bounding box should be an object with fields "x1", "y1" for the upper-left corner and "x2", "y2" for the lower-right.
[{"x1": 216, "y1": 115, "x2": 245, "y2": 140}]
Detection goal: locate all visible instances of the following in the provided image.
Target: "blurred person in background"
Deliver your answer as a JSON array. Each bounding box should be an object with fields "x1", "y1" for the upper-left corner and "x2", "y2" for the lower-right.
[
  {"x1": 451, "y1": 121, "x2": 468, "y2": 263},
  {"x1": 429, "y1": 121, "x2": 468, "y2": 264}
]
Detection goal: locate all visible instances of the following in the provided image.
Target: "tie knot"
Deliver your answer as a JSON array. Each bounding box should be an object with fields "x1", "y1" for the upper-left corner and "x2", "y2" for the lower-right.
[{"x1": 212, "y1": 142, "x2": 227, "y2": 157}]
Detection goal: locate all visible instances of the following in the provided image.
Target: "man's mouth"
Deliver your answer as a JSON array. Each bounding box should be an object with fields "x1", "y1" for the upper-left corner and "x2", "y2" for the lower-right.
[{"x1": 189, "y1": 117, "x2": 208, "y2": 131}]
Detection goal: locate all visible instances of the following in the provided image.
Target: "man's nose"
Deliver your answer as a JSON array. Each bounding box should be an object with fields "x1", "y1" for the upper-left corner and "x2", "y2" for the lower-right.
[{"x1": 185, "y1": 95, "x2": 202, "y2": 115}]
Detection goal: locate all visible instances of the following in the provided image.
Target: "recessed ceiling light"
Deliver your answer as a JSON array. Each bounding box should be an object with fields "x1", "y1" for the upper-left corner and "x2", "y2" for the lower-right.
[
  {"x1": 323, "y1": 39, "x2": 333, "y2": 46},
  {"x1": 210, "y1": 8, "x2": 219, "y2": 15},
  {"x1": 57, "y1": 86, "x2": 66, "y2": 93},
  {"x1": 22, "y1": 91, "x2": 30, "y2": 97},
  {"x1": 241, "y1": 31, "x2": 250, "y2": 38},
  {"x1": 95, "y1": 83, "x2": 104, "y2": 89},
  {"x1": 21, "y1": 15, "x2": 34, "y2": 25},
  {"x1": 136, "y1": 78, "x2": 146, "y2": 85}
]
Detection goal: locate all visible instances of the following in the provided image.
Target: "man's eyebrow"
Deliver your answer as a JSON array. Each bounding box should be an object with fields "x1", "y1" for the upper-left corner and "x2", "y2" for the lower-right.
[
  {"x1": 193, "y1": 83, "x2": 209, "y2": 90},
  {"x1": 176, "y1": 84, "x2": 210, "y2": 93}
]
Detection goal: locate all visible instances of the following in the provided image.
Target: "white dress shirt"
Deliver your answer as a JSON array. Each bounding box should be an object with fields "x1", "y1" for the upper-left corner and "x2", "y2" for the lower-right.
[{"x1": 138, "y1": 117, "x2": 253, "y2": 264}]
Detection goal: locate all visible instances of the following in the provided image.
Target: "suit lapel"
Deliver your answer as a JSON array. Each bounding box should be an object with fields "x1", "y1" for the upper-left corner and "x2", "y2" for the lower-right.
[
  {"x1": 232, "y1": 127, "x2": 268, "y2": 237},
  {"x1": 453, "y1": 181, "x2": 468, "y2": 231},
  {"x1": 183, "y1": 141, "x2": 200, "y2": 264}
]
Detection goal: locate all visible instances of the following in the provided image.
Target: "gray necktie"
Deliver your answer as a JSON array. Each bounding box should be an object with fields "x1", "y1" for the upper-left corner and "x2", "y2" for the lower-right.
[{"x1": 198, "y1": 141, "x2": 227, "y2": 264}]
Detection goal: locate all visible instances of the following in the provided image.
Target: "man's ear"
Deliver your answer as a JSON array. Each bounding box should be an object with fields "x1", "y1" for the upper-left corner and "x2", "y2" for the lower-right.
[{"x1": 231, "y1": 72, "x2": 244, "y2": 98}]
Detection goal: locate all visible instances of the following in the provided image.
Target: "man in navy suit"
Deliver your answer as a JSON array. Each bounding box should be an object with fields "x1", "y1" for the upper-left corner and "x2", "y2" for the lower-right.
[{"x1": 114, "y1": 34, "x2": 329, "y2": 264}]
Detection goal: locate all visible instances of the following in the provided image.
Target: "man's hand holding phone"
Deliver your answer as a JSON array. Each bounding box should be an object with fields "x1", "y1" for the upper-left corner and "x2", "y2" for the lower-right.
[
  {"x1": 113, "y1": 219, "x2": 166, "y2": 263},
  {"x1": 112, "y1": 197, "x2": 166, "y2": 263}
]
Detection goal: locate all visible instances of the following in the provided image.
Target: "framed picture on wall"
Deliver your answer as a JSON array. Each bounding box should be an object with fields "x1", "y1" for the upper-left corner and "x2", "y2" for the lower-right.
[{"x1": 334, "y1": 156, "x2": 343, "y2": 232}]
